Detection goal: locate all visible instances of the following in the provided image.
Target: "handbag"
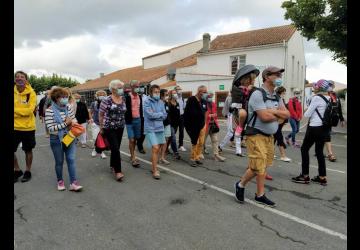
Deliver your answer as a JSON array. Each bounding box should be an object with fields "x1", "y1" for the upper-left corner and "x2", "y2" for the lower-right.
[
  {"x1": 70, "y1": 123, "x2": 85, "y2": 137},
  {"x1": 94, "y1": 132, "x2": 110, "y2": 153},
  {"x1": 209, "y1": 118, "x2": 219, "y2": 134}
]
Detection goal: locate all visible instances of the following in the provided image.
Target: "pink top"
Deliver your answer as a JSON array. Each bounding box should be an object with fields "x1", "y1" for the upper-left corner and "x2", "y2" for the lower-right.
[{"x1": 130, "y1": 93, "x2": 140, "y2": 118}]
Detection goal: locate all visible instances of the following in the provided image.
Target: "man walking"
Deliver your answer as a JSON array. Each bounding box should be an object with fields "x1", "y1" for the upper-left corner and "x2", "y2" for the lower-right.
[{"x1": 234, "y1": 66, "x2": 290, "y2": 206}]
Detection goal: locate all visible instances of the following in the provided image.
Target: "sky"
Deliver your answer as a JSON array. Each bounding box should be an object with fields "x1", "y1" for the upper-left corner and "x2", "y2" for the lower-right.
[{"x1": 14, "y1": 0, "x2": 347, "y2": 85}]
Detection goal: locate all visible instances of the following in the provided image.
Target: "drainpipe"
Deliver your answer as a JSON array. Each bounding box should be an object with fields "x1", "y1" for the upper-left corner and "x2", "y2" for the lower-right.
[{"x1": 283, "y1": 39, "x2": 288, "y2": 99}]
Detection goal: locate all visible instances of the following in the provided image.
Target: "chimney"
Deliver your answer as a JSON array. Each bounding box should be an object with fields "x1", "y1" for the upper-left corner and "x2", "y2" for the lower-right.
[
  {"x1": 99, "y1": 73, "x2": 105, "y2": 78},
  {"x1": 201, "y1": 33, "x2": 211, "y2": 53}
]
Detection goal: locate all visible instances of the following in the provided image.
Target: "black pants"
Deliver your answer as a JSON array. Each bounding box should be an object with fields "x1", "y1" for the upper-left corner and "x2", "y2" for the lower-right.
[
  {"x1": 274, "y1": 123, "x2": 286, "y2": 148},
  {"x1": 301, "y1": 126, "x2": 327, "y2": 176},
  {"x1": 178, "y1": 115, "x2": 185, "y2": 147},
  {"x1": 104, "y1": 127, "x2": 124, "y2": 173}
]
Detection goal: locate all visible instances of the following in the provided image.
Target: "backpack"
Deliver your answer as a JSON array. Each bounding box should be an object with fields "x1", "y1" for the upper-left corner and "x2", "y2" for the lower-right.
[
  {"x1": 245, "y1": 87, "x2": 279, "y2": 135},
  {"x1": 26, "y1": 93, "x2": 37, "y2": 117},
  {"x1": 315, "y1": 94, "x2": 340, "y2": 128}
]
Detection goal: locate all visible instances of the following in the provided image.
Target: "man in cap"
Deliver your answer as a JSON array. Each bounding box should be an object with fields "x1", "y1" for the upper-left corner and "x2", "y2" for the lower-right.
[{"x1": 234, "y1": 66, "x2": 290, "y2": 207}]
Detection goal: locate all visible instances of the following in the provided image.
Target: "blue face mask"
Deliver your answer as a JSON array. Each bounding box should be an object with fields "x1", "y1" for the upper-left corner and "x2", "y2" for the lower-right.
[
  {"x1": 207, "y1": 97, "x2": 213, "y2": 103},
  {"x1": 201, "y1": 93, "x2": 208, "y2": 101},
  {"x1": 274, "y1": 78, "x2": 283, "y2": 87},
  {"x1": 117, "y1": 88, "x2": 124, "y2": 96},
  {"x1": 139, "y1": 88, "x2": 145, "y2": 94},
  {"x1": 153, "y1": 94, "x2": 160, "y2": 101},
  {"x1": 134, "y1": 87, "x2": 140, "y2": 93},
  {"x1": 60, "y1": 97, "x2": 69, "y2": 106}
]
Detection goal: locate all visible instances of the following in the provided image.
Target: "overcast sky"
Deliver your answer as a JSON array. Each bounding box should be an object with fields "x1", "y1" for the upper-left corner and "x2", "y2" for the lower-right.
[{"x1": 14, "y1": 0, "x2": 347, "y2": 84}]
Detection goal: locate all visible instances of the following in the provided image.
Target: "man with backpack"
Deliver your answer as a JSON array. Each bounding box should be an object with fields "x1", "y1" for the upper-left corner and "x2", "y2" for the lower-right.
[
  {"x1": 323, "y1": 81, "x2": 346, "y2": 162},
  {"x1": 234, "y1": 66, "x2": 290, "y2": 207},
  {"x1": 285, "y1": 89, "x2": 303, "y2": 148},
  {"x1": 292, "y1": 79, "x2": 333, "y2": 186}
]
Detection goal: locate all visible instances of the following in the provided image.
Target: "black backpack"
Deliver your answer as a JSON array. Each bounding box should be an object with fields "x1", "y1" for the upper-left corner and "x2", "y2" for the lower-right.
[{"x1": 315, "y1": 94, "x2": 340, "y2": 128}]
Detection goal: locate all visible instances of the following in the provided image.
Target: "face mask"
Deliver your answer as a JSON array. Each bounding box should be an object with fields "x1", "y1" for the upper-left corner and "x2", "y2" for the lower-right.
[
  {"x1": 76, "y1": 99, "x2": 80, "y2": 103},
  {"x1": 15, "y1": 79, "x2": 26, "y2": 86},
  {"x1": 295, "y1": 94, "x2": 300, "y2": 98},
  {"x1": 172, "y1": 94, "x2": 177, "y2": 99},
  {"x1": 98, "y1": 96, "x2": 105, "y2": 101},
  {"x1": 207, "y1": 97, "x2": 213, "y2": 102},
  {"x1": 117, "y1": 88, "x2": 124, "y2": 96},
  {"x1": 60, "y1": 98, "x2": 69, "y2": 106},
  {"x1": 134, "y1": 87, "x2": 140, "y2": 93},
  {"x1": 139, "y1": 88, "x2": 145, "y2": 94},
  {"x1": 274, "y1": 78, "x2": 283, "y2": 87},
  {"x1": 153, "y1": 94, "x2": 160, "y2": 101},
  {"x1": 201, "y1": 93, "x2": 208, "y2": 101},
  {"x1": 164, "y1": 96, "x2": 169, "y2": 101}
]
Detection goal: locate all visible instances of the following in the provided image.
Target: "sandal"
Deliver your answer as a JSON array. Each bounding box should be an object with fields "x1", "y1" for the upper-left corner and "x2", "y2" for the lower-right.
[
  {"x1": 115, "y1": 172, "x2": 124, "y2": 181},
  {"x1": 132, "y1": 159, "x2": 140, "y2": 168},
  {"x1": 328, "y1": 154, "x2": 337, "y2": 162},
  {"x1": 152, "y1": 170, "x2": 161, "y2": 180}
]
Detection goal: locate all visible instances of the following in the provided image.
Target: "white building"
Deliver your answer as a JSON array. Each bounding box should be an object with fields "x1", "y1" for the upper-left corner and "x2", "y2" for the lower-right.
[{"x1": 72, "y1": 25, "x2": 306, "y2": 117}]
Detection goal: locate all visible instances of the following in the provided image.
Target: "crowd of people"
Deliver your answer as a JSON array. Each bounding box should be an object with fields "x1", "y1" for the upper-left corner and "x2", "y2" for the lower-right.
[{"x1": 14, "y1": 66, "x2": 346, "y2": 207}]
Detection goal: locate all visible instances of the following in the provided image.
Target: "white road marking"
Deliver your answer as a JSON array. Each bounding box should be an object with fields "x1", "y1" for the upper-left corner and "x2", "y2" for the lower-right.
[
  {"x1": 120, "y1": 150, "x2": 347, "y2": 241},
  {"x1": 183, "y1": 139, "x2": 346, "y2": 174}
]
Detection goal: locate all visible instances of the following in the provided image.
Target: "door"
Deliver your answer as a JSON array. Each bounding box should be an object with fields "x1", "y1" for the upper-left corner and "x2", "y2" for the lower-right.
[{"x1": 216, "y1": 91, "x2": 229, "y2": 119}]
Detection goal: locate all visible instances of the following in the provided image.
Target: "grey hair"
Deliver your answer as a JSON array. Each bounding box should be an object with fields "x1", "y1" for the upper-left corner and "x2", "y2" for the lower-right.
[
  {"x1": 109, "y1": 79, "x2": 124, "y2": 90},
  {"x1": 129, "y1": 80, "x2": 140, "y2": 87},
  {"x1": 198, "y1": 85, "x2": 207, "y2": 91}
]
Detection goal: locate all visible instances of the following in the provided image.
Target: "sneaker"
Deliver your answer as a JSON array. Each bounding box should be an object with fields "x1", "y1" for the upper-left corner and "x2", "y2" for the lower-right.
[
  {"x1": 138, "y1": 149, "x2": 146, "y2": 154},
  {"x1": 101, "y1": 152, "x2": 107, "y2": 159},
  {"x1": 195, "y1": 160, "x2": 203, "y2": 165},
  {"x1": 280, "y1": 157, "x2": 291, "y2": 162},
  {"x1": 265, "y1": 174, "x2": 273, "y2": 181},
  {"x1": 218, "y1": 146, "x2": 223, "y2": 153},
  {"x1": 91, "y1": 149, "x2": 97, "y2": 157},
  {"x1": 14, "y1": 170, "x2": 24, "y2": 183},
  {"x1": 230, "y1": 141, "x2": 236, "y2": 148},
  {"x1": 57, "y1": 180, "x2": 66, "y2": 191},
  {"x1": 81, "y1": 144, "x2": 87, "y2": 148},
  {"x1": 214, "y1": 154, "x2": 226, "y2": 162},
  {"x1": 179, "y1": 146, "x2": 187, "y2": 152},
  {"x1": 254, "y1": 194, "x2": 276, "y2": 207},
  {"x1": 152, "y1": 170, "x2": 161, "y2": 180},
  {"x1": 204, "y1": 148, "x2": 209, "y2": 155},
  {"x1": 292, "y1": 174, "x2": 310, "y2": 184},
  {"x1": 159, "y1": 159, "x2": 170, "y2": 165},
  {"x1": 69, "y1": 181, "x2": 83, "y2": 192},
  {"x1": 21, "y1": 171, "x2": 31, "y2": 182},
  {"x1": 311, "y1": 176, "x2": 327, "y2": 186},
  {"x1": 199, "y1": 154, "x2": 205, "y2": 160},
  {"x1": 174, "y1": 153, "x2": 181, "y2": 160},
  {"x1": 234, "y1": 181, "x2": 245, "y2": 203},
  {"x1": 189, "y1": 160, "x2": 197, "y2": 167},
  {"x1": 236, "y1": 153, "x2": 245, "y2": 157}
]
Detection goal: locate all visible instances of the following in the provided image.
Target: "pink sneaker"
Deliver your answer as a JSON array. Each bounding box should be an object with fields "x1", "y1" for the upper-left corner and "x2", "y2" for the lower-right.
[
  {"x1": 57, "y1": 180, "x2": 66, "y2": 191},
  {"x1": 235, "y1": 126, "x2": 243, "y2": 137},
  {"x1": 69, "y1": 181, "x2": 83, "y2": 192}
]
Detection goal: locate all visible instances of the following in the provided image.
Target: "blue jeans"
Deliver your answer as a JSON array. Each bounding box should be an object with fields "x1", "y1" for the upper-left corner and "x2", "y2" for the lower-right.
[
  {"x1": 286, "y1": 118, "x2": 300, "y2": 143},
  {"x1": 170, "y1": 126, "x2": 179, "y2": 154},
  {"x1": 50, "y1": 134, "x2": 77, "y2": 183}
]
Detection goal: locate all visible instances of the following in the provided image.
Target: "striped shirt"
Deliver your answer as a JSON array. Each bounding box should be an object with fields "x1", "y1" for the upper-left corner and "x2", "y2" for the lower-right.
[{"x1": 45, "y1": 105, "x2": 77, "y2": 134}]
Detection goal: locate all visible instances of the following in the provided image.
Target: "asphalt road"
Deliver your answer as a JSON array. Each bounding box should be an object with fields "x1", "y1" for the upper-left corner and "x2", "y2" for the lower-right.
[{"x1": 14, "y1": 119, "x2": 347, "y2": 250}]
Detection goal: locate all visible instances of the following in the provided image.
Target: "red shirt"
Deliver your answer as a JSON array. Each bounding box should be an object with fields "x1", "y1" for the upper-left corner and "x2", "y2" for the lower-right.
[
  {"x1": 205, "y1": 102, "x2": 219, "y2": 132},
  {"x1": 288, "y1": 97, "x2": 302, "y2": 120}
]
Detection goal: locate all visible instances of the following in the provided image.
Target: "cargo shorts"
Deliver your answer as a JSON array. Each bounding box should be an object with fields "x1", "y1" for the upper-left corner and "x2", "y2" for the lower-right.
[{"x1": 246, "y1": 134, "x2": 274, "y2": 175}]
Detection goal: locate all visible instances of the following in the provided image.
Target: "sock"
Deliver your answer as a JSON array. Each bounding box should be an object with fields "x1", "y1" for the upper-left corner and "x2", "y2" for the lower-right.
[
  {"x1": 238, "y1": 182, "x2": 244, "y2": 188},
  {"x1": 256, "y1": 193, "x2": 264, "y2": 198}
]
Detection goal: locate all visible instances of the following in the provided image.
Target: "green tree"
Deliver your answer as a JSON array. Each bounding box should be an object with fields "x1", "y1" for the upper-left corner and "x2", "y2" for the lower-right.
[
  {"x1": 282, "y1": 0, "x2": 347, "y2": 64},
  {"x1": 17, "y1": 73, "x2": 79, "y2": 94}
]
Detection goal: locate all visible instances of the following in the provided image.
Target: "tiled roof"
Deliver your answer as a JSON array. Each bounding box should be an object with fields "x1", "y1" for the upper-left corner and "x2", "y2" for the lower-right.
[
  {"x1": 208, "y1": 25, "x2": 296, "y2": 52},
  {"x1": 71, "y1": 55, "x2": 197, "y2": 92}
]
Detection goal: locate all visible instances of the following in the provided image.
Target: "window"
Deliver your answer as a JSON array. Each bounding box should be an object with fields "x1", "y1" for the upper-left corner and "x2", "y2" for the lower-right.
[{"x1": 230, "y1": 55, "x2": 246, "y2": 75}]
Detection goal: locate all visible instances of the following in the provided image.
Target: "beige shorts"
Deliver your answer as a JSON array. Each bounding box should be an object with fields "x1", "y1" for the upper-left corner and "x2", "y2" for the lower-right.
[{"x1": 246, "y1": 134, "x2": 274, "y2": 175}]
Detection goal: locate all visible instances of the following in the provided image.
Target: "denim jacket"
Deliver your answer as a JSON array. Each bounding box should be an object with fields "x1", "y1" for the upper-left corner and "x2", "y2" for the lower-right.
[{"x1": 143, "y1": 97, "x2": 167, "y2": 133}]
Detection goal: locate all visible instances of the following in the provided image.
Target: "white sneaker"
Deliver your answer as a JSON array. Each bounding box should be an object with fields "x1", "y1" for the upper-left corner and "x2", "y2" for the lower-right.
[
  {"x1": 280, "y1": 157, "x2": 291, "y2": 162},
  {"x1": 69, "y1": 181, "x2": 83, "y2": 192},
  {"x1": 179, "y1": 146, "x2": 187, "y2": 152},
  {"x1": 91, "y1": 149, "x2": 97, "y2": 157},
  {"x1": 101, "y1": 152, "x2": 107, "y2": 159},
  {"x1": 199, "y1": 154, "x2": 205, "y2": 160},
  {"x1": 274, "y1": 155, "x2": 277, "y2": 159},
  {"x1": 57, "y1": 180, "x2": 66, "y2": 191}
]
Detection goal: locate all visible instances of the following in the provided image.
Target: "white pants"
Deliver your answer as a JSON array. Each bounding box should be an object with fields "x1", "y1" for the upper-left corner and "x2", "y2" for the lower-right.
[
  {"x1": 78, "y1": 123, "x2": 87, "y2": 144},
  {"x1": 91, "y1": 123, "x2": 100, "y2": 141},
  {"x1": 219, "y1": 114, "x2": 241, "y2": 154}
]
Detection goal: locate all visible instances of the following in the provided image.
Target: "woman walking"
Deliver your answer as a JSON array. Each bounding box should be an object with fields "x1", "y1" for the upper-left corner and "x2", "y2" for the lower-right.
[
  {"x1": 90, "y1": 90, "x2": 107, "y2": 159},
  {"x1": 99, "y1": 80, "x2": 127, "y2": 181},
  {"x1": 45, "y1": 87, "x2": 83, "y2": 191},
  {"x1": 143, "y1": 85, "x2": 167, "y2": 179},
  {"x1": 74, "y1": 93, "x2": 90, "y2": 148},
  {"x1": 167, "y1": 89, "x2": 181, "y2": 160},
  {"x1": 159, "y1": 89, "x2": 171, "y2": 165}
]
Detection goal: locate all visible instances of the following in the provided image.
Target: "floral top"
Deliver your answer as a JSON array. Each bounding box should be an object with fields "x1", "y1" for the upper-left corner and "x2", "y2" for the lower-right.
[{"x1": 99, "y1": 96, "x2": 127, "y2": 129}]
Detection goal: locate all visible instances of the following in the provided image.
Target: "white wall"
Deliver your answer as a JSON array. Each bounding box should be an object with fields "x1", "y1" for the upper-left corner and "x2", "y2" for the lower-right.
[
  {"x1": 176, "y1": 73, "x2": 233, "y2": 93},
  {"x1": 170, "y1": 40, "x2": 202, "y2": 63},
  {"x1": 285, "y1": 30, "x2": 306, "y2": 96},
  {"x1": 151, "y1": 75, "x2": 168, "y2": 86},
  {"x1": 143, "y1": 52, "x2": 171, "y2": 69}
]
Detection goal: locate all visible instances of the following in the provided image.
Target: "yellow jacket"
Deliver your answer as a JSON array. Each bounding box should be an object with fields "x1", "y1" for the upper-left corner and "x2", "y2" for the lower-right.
[{"x1": 14, "y1": 84, "x2": 37, "y2": 131}]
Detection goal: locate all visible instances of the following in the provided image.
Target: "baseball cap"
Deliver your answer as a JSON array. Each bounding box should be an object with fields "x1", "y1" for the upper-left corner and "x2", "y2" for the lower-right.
[
  {"x1": 262, "y1": 66, "x2": 285, "y2": 79},
  {"x1": 313, "y1": 79, "x2": 332, "y2": 92}
]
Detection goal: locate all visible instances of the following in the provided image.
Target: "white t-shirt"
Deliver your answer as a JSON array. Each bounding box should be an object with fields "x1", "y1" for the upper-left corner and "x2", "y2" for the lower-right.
[{"x1": 304, "y1": 95, "x2": 330, "y2": 127}]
